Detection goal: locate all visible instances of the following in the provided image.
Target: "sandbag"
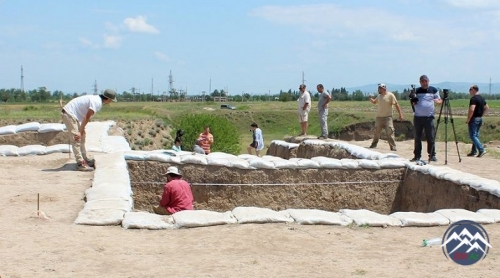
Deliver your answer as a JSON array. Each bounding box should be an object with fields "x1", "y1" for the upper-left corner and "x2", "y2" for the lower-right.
[
  {"x1": 340, "y1": 209, "x2": 402, "y2": 227},
  {"x1": 232, "y1": 206, "x2": 293, "y2": 224},
  {"x1": 435, "y1": 209, "x2": 495, "y2": 224},
  {"x1": 18, "y1": 145, "x2": 47, "y2": 156},
  {"x1": 0, "y1": 145, "x2": 19, "y2": 156},
  {"x1": 311, "y1": 157, "x2": 343, "y2": 169},
  {"x1": 45, "y1": 144, "x2": 72, "y2": 154},
  {"x1": 390, "y1": 211, "x2": 450, "y2": 227},
  {"x1": 124, "y1": 150, "x2": 150, "y2": 161},
  {"x1": 0, "y1": 125, "x2": 17, "y2": 135},
  {"x1": 248, "y1": 157, "x2": 276, "y2": 169},
  {"x1": 284, "y1": 209, "x2": 352, "y2": 225},
  {"x1": 173, "y1": 210, "x2": 237, "y2": 228},
  {"x1": 38, "y1": 123, "x2": 66, "y2": 133},
  {"x1": 289, "y1": 158, "x2": 320, "y2": 169},
  {"x1": 122, "y1": 211, "x2": 175, "y2": 230},
  {"x1": 180, "y1": 154, "x2": 208, "y2": 165},
  {"x1": 15, "y1": 122, "x2": 41, "y2": 133},
  {"x1": 477, "y1": 209, "x2": 500, "y2": 222},
  {"x1": 74, "y1": 208, "x2": 125, "y2": 226}
]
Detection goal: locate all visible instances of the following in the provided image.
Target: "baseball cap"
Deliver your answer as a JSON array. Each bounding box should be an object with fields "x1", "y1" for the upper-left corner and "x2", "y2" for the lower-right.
[
  {"x1": 102, "y1": 89, "x2": 117, "y2": 102},
  {"x1": 163, "y1": 166, "x2": 182, "y2": 176},
  {"x1": 378, "y1": 83, "x2": 386, "y2": 89}
]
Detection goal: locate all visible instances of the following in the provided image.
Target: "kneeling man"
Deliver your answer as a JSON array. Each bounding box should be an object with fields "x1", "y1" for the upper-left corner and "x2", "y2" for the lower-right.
[{"x1": 153, "y1": 166, "x2": 194, "y2": 215}]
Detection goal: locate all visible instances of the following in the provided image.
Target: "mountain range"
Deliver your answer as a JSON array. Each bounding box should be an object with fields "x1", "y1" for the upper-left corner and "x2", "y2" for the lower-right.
[{"x1": 345, "y1": 82, "x2": 500, "y2": 94}]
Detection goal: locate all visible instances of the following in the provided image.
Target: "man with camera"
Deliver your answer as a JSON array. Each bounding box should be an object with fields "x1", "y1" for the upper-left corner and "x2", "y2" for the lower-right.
[
  {"x1": 368, "y1": 83, "x2": 403, "y2": 151},
  {"x1": 466, "y1": 85, "x2": 489, "y2": 158},
  {"x1": 410, "y1": 75, "x2": 442, "y2": 162}
]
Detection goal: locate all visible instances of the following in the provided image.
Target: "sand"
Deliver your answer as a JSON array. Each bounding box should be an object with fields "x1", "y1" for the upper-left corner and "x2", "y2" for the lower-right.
[{"x1": 1, "y1": 140, "x2": 499, "y2": 277}]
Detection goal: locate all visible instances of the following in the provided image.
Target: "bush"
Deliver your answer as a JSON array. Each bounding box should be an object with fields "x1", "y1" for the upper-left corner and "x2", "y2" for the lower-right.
[{"x1": 173, "y1": 114, "x2": 239, "y2": 154}]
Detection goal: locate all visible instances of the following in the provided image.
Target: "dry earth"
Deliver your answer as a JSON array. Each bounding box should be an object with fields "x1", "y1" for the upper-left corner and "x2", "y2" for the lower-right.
[{"x1": 1, "y1": 142, "x2": 500, "y2": 277}]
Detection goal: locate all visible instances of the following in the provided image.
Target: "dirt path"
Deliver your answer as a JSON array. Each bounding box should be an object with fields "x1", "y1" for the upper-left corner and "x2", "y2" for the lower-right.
[{"x1": 1, "y1": 153, "x2": 499, "y2": 277}]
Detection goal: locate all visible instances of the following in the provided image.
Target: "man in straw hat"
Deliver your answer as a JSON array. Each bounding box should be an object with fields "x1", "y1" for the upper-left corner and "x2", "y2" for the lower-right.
[
  {"x1": 153, "y1": 166, "x2": 194, "y2": 215},
  {"x1": 61, "y1": 89, "x2": 117, "y2": 171}
]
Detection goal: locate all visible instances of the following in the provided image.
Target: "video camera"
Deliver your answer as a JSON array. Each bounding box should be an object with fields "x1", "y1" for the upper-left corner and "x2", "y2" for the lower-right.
[
  {"x1": 443, "y1": 89, "x2": 450, "y2": 99},
  {"x1": 409, "y1": 84, "x2": 418, "y2": 104}
]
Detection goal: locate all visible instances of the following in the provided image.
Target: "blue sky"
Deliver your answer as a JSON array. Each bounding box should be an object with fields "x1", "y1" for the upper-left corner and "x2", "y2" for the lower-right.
[{"x1": 1, "y1": 0, "x2": 499, "y2": 95}]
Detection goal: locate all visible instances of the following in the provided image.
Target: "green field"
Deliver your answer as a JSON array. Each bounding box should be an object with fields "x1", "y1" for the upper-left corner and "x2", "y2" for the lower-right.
[{"x1": 1, "y1": 100, "x2": 500, "y2": 154}]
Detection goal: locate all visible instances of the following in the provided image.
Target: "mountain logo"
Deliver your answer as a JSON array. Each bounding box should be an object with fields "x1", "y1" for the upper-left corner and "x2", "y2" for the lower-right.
[{"x1": 441, "y1": 220, "x2": 492, "y2": 266}]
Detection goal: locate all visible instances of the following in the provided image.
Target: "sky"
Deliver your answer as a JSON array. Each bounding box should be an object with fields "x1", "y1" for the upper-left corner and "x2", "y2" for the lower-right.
[{"x1": 1, "y1": 0, "x2": 500, "y2": 95}]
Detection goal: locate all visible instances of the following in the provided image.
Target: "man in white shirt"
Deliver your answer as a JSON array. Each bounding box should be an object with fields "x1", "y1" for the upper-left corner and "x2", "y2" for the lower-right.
[
  {"x1": 61, "y1": 89, "x2": 117, "y2": 171},
  {"x1": 297, "y1": 84, "x2": 311, "y2": 136}
]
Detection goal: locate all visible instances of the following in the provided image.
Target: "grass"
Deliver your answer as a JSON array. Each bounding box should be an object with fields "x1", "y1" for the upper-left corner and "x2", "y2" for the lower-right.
[{"x1": 1, "y1": 100, "x2": 500, "y2": 153}]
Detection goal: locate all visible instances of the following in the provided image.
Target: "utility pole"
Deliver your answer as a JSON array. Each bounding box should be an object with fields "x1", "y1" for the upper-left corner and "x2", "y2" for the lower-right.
[
  {"x1": 489, "y1": 77, "x2": 492, "y2": 95},
  {"x1": 169, "y1": 70, "x2": 174, "y2": 101},
  {"x1": 151, "y1": 77, "x2": 154, "y2": 102},
  {"x1": 209, "y1": 78, "x2": 212, "y2": 98},
  {"x1": 302, "y1": 71, "x2": 306, "y2": 85},
  {"x1": 92, "y1": 80, "x2": 98, "y2": 95},
  {"x1": 20, "y1": 66, "x2": 25, "y2": 92}
]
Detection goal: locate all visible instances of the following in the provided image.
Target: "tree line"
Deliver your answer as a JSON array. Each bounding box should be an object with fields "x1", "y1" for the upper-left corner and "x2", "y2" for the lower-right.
[{"x1": 1, "y1": 86, "x2": 500, "y2": 103}]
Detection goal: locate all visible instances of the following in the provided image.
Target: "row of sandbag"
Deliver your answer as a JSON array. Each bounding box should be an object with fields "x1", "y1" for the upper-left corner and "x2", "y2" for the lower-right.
[
  {"x1": 0, "y1": 122, "x2": 66, "y2": 134},
  {"x1": 121, "y1": 207, "x2": 500, "y2": 230},
  {"x1": 74, "y1": 152, "x2": 133, "y2": 226},
  {"x1": 124, "y1": 150, "x2": 407, "y2": 170},
  {"x1": 295, "y1": 139, "x2": 399, "y2": 160},
  {"x1": 0, "y1": 144, "x2": 72, "y2": 156}
]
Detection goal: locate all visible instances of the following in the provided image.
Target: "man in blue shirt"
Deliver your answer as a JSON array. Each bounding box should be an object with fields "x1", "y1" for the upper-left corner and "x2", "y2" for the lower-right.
[{"x1": 411, "y1": 75, "x2": 442, "y2": 162}]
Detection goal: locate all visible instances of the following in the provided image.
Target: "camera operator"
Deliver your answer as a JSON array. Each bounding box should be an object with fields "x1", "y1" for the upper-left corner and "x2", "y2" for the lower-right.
[{"x1": 411, "y1": 75, "x2": 442, "y2": 162}]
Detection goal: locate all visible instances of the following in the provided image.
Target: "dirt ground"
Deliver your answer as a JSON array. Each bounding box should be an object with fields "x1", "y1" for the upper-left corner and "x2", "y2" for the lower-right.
[{"x1": 1, "y1": 142, "x2": 500, "y2": 277}]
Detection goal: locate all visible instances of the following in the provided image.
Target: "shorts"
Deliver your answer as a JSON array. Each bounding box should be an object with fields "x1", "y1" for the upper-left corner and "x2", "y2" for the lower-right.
[
  {"x1": 298, "y1": 110, "x2": 309, "y2": 122},
  {"x1": 250, "y1": 141, "x2": 258, "y2": 148}
]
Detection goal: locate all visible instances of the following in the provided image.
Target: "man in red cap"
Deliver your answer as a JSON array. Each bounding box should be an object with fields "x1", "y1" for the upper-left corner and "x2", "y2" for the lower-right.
[{"x1": 153, "y1": 166, "x2": 194, "y2": 215}]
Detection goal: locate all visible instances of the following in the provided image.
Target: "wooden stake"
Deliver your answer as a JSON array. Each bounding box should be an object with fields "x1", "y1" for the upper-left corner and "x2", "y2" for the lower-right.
[{"x1": 37, "y1": 193, "x2": 40, "y2": 216}]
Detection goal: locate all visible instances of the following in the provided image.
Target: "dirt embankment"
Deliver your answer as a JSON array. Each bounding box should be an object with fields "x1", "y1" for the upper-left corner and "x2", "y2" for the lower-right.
[{"x1": 333, "y1": 120, "x2": 415, "y2": 141}]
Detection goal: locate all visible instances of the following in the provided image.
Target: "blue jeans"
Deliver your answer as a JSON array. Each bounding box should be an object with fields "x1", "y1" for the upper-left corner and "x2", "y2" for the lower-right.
[{"x1": 468, "y1": 117, "x2": 484, "y2": 153}]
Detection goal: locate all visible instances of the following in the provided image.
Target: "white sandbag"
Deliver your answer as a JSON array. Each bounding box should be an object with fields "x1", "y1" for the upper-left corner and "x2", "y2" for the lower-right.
[
  {"x1": 207, "y1": 152, "x2": 237, "y2": 159},
  {"x1": 173, "y1": 210, "x2": 237, "y2": 228},
  {"x1": 38, "y1": 123, "x2": 66, "y2": 133},
  {"x1": 83, "y1": 198, "x2": 133, "y2": 211},
  {"x1": 284, "y1": 209, "x2": 352, "y2": 225},
  {"x1": 85, "y1": 186, "x2": 132, "y2": 202},
  {"x1": 435, "y1": 209, "x2": 495, "y2": 224},
  {"x1": 467, "y1": 179, "x2": 500, "y2": 197},
  {"x1": 0, "y1": 125, "x2": 17, "y2": 135},
  {"x1": 180, "y1": 154, "x2": 208, "y2": 165},
  {"x1": 477, "y1": 209, "x2": 500, "y2": 222},
  {"x1": 15, "y1": 122, "x2": 41, "y2": 133},
  {"x1": 377, "y1": 159, "x2": 406, "y2": 169},
  {"x1": 289, "y1": 158, "x2": 320, "y2": 169},
  {"x1": 124, "y1": 150, "x2": 150, "y2": 161},
  {"x1": 101, "y1": 136, "x2": 131, "y2": 152},
  {"x1": 45, "y1": 144, "x2": 72, "y2": 154},
  {"x1": 122, "y1": 211, "x2": 176, "y2": 230},
  {"x1": 272, "y1": 159, "x2": 299, "y2": 169},
  {"x1": 93, "y1": 152, "x2": 128, "y2": 170},
  {"x1": 340, "y1": 159, "x2": 361, "y2": 169},
  {"x1": 146, "y1": 152, "x2": 178, "y2": 163},
  {"x1": 206, "y1": 157, "x2": 232, "y2": 167},
  {"x1": 227, "y1": 157, "x2": 253, "y2": 169},
  {"x1": 237, "y1": 154, "x2": 258, "y2": 160},
  {"x1": 311, "y1": 157, "x2": 343, "y2": 169},
  {"x1": 261, "y1": 155, "x2": 283, "y2": 162},
  {"x1": 248, "y1": 157, "x2": 276, "y2": 169},
  {"x1": 358, "y1": 159, "x2": 381, "y2": 170},
  {"x1": 232, "y1": 207, "x2": 293, "y2": 224},
  {"x1": 74, "y1": 208, "x2": 125, "y2": 226},
  {"x1": 340, "y1": 209, "x2": 402, "y2": 227},
  {"x1": 390, "y1": 211, "x2": 450, "y2": 227},
  {"x1": 427, "y1": 166, "x2": 455, "y2": 179},
  {"x1": 0, "y1": 145, "x2": 19, "y2": 156},
  {"x1": 18, "y1": 145, "x2": 47, "y2": 156},
  {"x1": 92, "y1": 168, "x2": 131, "y2": 186},
  {"x1": 90, "y1": 182, "x2": 133, "y2": 196}
]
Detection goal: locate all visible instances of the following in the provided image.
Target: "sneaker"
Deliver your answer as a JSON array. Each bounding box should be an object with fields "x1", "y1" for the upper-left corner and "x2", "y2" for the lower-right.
[
  {"x1": 477, "y1": 151, "x2": 486, "y2": 158},
  {"x1": 77, "y1": 161, "x2": 94, "y2": 172},
  {"x1": 86, "y1": 159, "x2": 95, "y2": 168},
  {"x1": 466, "y1": 152, "x2": 477, "y2": 157},
  {"x1": 390, "y1": 147, "x2": 397, "y2": 151},
  {"x1": 369, "y1": 144, "x2": 377, "y2": 149},
  {"x1": 429, "y1": 156, "x2": 438, "y2": 162},
  {"x1": 410, "y1": 157, "x2": 421, "y2": 162}
]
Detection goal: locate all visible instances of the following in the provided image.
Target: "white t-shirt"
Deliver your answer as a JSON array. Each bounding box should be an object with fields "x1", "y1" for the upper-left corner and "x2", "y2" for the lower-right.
[
  {"x1": 63, "y1": 95, "x2": 103, "y2": 122},
  {"x1": 298, "y1": 91, "x2": 311, "y2": 112}
]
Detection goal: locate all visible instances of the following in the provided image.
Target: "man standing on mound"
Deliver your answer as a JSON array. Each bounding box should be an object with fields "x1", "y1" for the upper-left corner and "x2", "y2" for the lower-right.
[
  {"x1": 61, "y1": 89, "x2": 117, "y2": 171},
  {"x1": 154, "y1": 166, "x2": 194, "y2": 215},
  {"x1": 368, "y1": 83, "x2": 403, "y2": 151},
  {"x1": 297, "y1": 84, "x2": 311, "y2": 136}
]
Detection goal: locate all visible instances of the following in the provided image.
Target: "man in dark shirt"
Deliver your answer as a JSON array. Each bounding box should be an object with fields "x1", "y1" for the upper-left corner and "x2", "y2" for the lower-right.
[{"x1": 466, "y1": 85, "x2": 489, "y2": 157}]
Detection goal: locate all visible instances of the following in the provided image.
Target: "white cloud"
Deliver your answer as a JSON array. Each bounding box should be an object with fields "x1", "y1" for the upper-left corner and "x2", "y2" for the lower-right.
[
  {"x1": 79, "y1": 37, "x2": 98, "y2": 48},
  {"x1": 123, "y1": 16, "x2": 159, "y2": 34},
  {"x1": 103, "y1": 34, "x2": 122, "y2": 48},
  {"x1": 154, "y1": 51, "x2": 170, "y2": 62}
]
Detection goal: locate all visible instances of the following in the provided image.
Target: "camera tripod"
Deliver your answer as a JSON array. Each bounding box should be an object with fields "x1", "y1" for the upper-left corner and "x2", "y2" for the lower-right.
[{"x1": 431, "y1": 96, "x2": 462, "y2": 165}]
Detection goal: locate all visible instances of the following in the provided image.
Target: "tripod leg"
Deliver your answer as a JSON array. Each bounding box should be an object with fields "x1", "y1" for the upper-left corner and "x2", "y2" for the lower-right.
[
  {"x1": 446, "y1": 100, "x2": 462, "y2": 163},
  {"x1": 430, "y1": 101, "x2": 445, "y2": 162}
]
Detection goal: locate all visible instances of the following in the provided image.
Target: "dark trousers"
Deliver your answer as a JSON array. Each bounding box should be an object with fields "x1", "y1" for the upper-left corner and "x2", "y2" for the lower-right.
[{"x1": 414, "y1": 116, "x2": 436, "y2": 158}]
